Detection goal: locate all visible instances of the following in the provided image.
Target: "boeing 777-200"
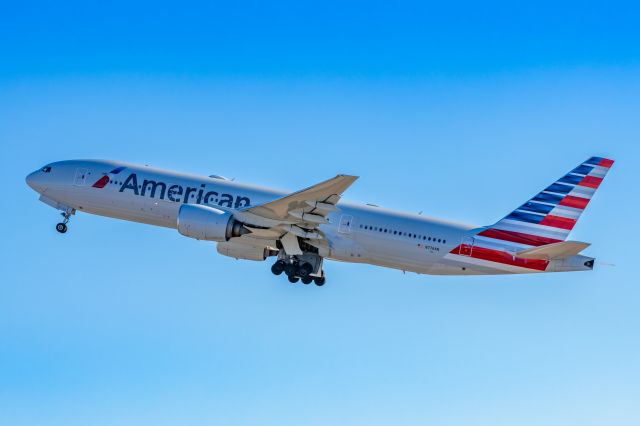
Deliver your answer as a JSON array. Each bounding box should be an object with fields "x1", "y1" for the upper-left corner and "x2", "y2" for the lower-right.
[{"x1": 26, "y1": 156, "x2": 613, "y2": 285}]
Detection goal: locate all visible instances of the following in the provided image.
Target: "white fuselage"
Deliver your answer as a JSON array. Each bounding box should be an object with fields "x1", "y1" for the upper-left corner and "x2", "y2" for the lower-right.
[{"x1": 26, "y1": 160, "x2": 591, "y2": 276}]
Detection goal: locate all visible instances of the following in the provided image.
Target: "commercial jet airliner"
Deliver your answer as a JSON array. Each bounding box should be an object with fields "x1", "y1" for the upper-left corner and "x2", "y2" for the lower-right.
[{"x1": 26, "y1": 156, "x2": 613, "y2": 285}]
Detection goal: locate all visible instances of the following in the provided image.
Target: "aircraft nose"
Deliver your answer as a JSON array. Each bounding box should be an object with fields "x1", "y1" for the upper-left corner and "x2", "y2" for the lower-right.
[{"x1": 26, "y1": 171, "x2": 45, "y2": 192}]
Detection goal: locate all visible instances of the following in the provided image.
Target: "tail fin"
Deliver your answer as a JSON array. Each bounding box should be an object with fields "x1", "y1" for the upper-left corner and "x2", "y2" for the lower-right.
[{"x1": 478, "y1": 156, "x2": 614, "y2": 247}]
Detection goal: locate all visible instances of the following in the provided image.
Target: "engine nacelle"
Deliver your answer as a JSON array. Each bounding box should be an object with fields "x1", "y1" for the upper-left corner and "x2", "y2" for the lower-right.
[
  {"x1": 177, "y1": 204, "x2": 248, "y2": 242},
  {"x1": 217, "y1": 241, "x2": 276, "y2": 261}
]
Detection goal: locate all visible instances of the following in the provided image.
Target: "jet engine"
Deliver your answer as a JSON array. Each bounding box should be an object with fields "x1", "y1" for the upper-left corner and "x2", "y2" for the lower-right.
[
  {"x1": 217, "y1": 241, "x2": 278, "y2": 261},
  {"x1": 177, "y1": 204, "x2": 248, "y2": 242}
]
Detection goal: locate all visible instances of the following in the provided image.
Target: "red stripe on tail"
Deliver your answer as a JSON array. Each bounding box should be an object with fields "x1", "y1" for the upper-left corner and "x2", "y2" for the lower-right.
[
  {"x1": 598, "y1": 158, "x2": 614, "y2": 168},
  {"x1": 477, "y1": 229, "x2": 562, "y2": 247},
  {"x1": 578, "y1": 175, "x2": 603, "y2": 188},
  {"x1": 559, "y1": 195, "x2": 590, "y2": 209},
  {"x1": 539, "y1": 215, "x2": 577, "y2": 230}
]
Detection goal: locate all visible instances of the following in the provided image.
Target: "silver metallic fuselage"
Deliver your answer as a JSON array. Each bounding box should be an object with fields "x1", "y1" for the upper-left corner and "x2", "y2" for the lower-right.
[{"x1": 26, "y1": 159, "x2": 592, "y2": 276}]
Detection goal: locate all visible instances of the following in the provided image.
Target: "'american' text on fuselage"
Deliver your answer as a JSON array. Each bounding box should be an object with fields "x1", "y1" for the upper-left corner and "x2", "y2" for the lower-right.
[{"x1": 118, "y1": 173, "x2": 251, "y2": 209}]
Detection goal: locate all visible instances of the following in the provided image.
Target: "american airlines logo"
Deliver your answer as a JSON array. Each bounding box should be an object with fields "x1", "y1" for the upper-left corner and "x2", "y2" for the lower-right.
[
  {"x1": 92, "y1": 166, "x2": 126, "y2": 188},
  {"x1": 94, "y1": 170, "x2": 251, "y2": 209}
]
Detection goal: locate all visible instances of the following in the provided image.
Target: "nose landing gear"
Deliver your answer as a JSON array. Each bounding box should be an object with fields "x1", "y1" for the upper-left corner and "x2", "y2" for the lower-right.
[{"x1": 55, "y1": 209, "x2": 75, "y2": 234}]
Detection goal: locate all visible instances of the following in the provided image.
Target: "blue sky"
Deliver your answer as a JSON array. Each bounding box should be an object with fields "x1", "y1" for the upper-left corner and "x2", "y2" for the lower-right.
[{"x1": 1, "y1": 2, "x2": 639, "y2": 425}]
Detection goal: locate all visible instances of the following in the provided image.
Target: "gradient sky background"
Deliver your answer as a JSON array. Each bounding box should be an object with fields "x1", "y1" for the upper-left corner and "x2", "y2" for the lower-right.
[{"x1": 1, "y1": 1, "x2": 639, "y2": 425}]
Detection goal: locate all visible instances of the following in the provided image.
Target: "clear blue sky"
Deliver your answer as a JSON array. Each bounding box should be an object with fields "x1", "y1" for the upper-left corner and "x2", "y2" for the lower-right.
[{"x1": 1, "y1": 2, "x2": 639, "y2": 425}]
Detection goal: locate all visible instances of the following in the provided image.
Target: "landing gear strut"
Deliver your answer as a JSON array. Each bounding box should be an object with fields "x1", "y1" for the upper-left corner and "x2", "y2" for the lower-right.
[{"x1": 55, "y1": 208, "x2": 75, "y2": 234}]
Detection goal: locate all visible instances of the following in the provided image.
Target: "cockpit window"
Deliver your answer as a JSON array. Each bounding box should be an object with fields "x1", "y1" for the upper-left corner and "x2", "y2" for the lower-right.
[{"x1": 41, "y1": 166, "x2": 51, "y2": 173}]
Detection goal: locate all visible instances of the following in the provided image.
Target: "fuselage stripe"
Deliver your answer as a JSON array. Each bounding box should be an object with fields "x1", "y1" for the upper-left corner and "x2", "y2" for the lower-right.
[{"x1": 450, "y1": 244, "x2": 549, "y2": 271}]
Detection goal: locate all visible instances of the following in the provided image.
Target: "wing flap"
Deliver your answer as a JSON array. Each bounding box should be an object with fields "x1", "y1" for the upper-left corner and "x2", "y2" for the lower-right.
[{"x1": 238, "y1": 174, "x2": 357, "y2": 255}]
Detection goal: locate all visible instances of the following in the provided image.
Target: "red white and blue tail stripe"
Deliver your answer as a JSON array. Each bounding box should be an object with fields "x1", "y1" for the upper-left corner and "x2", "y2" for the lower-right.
[
  {"x1": 485, "y1": 156, "x2": 613, "y2": 244},
  {"x1": 447, "y1": 157, "x2": 614, "y2": 273}
]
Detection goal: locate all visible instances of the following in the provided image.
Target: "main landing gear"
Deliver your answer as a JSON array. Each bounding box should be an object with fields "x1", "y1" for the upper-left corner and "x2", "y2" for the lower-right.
[
  {"x1": 271, "y1": 257, "x2": 326, "y2": 286},
  {"x1": 55, "y1": 209, "x2": 75, "y2": 234}
]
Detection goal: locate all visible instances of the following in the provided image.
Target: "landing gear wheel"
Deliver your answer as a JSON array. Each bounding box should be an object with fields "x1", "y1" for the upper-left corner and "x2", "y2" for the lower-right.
[
  {"x1": 271, "y1": 260, "x2": 285, "y2": 276},
  {"x1": 284, "y1": 262, "x2": 298, "y2": 277},
  {"x1": 301, "y1": 276, "x2": 313, "y2": 285},
  {"x1": 56, "y1": 209, "x2": 74, "y2": 234},
  {"x1": 313, "y1": 275, "x2": 326, "y2": 286},
  {"x1": 288, "y1": 275, "x2": 299, "y2": 284},
  {"x1": 298, "y1": 262, "x2": 313, "y2": 278}
]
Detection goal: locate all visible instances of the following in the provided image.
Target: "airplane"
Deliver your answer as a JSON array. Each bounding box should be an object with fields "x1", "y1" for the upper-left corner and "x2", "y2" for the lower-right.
[{"x1": 25, "y1": 156, "x2": 613, "y2": 285}]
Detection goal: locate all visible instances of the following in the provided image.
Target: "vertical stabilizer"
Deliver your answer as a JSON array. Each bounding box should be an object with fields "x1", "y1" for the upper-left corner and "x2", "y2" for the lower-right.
[{"x1": 479, "y1": 156, "x2": 614, "y2": 248}]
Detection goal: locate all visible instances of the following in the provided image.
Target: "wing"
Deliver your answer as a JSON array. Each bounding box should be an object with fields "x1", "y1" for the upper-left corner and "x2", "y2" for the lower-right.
[
  {"x1": 244, "y1": 174, "x2": 357, "y2": 221},
  {"x1": 234, "y1": 174, "x2": 358, "y2": 254}
]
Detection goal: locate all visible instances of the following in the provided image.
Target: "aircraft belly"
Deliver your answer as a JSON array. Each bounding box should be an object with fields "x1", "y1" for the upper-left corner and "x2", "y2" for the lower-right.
[
  {"x1": 355, "y1": 233, "x2": 447, "y2": 274},
  {"x1": 51, "y1": 186, "x2": 178, "y2": 228},
  {"x1": 353, "y1": 233, "x2": 532, "y2": 275}
]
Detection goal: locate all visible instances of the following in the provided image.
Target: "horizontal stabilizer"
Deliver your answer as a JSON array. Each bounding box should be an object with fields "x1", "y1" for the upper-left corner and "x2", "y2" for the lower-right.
[{"x1": 516, "y1": 241, "x2": 590, "y2": 260}]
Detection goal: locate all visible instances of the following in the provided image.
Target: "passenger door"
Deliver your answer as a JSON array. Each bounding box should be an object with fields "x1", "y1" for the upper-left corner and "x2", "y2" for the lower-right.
[
  {"x1": 458, "y1": 236, "x2": 475, "y2": 256},
  {"x1": 338, "y1": 214, "x2": 353, "y2": 234},
  {"x1": 73, "y1": 168, "x2": 89, "y2": 186}
]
